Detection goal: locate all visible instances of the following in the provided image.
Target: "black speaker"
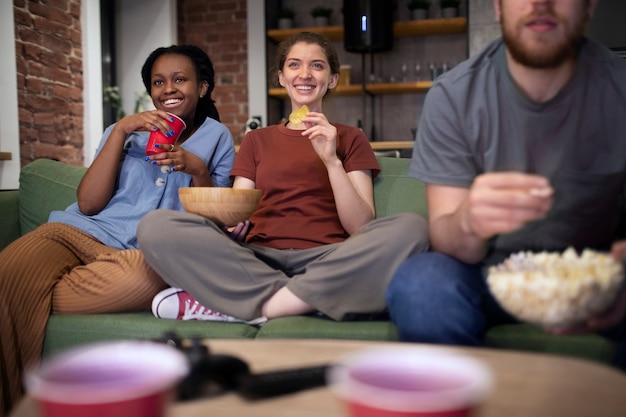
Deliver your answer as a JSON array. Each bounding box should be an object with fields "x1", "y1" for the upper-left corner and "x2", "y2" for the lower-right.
[{"x1": 343, "y1": 0, "x2": 394, "y2": 53}]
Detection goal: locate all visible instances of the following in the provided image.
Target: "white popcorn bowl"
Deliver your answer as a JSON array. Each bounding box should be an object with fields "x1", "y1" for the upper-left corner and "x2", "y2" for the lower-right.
[{"x1": 487, "y1": 249, "x2": 624, "y2": 328}]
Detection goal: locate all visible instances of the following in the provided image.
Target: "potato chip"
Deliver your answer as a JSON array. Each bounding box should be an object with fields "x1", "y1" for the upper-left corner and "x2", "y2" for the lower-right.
[{"x1": 288, "y1": 105, "x2": 309, "y2": 125}]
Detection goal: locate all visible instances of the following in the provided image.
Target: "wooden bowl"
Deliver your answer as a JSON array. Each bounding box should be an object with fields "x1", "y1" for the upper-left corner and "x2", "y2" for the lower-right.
[{"x1": 178, "y1": 187, "x2": 262, "y2": 227}]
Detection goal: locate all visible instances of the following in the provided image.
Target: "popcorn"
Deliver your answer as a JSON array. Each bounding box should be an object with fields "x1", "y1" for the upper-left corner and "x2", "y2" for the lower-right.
[{"x1": 487, "y1": 248, "x2": 624, "y2": 328}]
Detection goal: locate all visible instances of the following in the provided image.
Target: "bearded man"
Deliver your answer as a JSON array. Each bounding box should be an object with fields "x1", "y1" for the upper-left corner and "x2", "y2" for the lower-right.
[{"x1": 386, "y1": 0, "x2": 626, "y2": 367}]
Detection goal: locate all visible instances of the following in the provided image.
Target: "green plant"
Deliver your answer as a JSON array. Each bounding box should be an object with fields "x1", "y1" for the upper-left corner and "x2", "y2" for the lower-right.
[
  {"x1": 133, "y1": 91, "x2": 151, "y2": 114},
  {"x1": 103, "y1": 85, "x2": 125, "y2": 121},
  {"x1": 407, "y1": 0, "x2": 431, "y2": 10},
  {"x1": 439, "y1": 0, "x2": 460, "y2": 8},
  {"x1": 278, "y1": 7, "x2": 295, "y2": 19},
  {"x1": 311, "y1": 6, "x2": 333, "y2": 18}
]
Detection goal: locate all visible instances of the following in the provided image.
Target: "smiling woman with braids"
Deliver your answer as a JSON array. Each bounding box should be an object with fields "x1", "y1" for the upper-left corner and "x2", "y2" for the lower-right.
[{"x1": 0, "y1": 44, "x2": 235, "y2": 416}]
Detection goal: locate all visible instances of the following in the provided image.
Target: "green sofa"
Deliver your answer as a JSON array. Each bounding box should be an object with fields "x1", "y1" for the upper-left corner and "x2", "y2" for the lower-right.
[{"x1": 0, "y1": 158, "x2": 619, "y2": 366}]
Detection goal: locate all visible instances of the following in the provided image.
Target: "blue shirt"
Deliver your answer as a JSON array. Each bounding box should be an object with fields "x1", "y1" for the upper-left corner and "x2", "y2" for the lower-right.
[{"x1": 49, "y1": 117, "x2": 235, "y2": 249}]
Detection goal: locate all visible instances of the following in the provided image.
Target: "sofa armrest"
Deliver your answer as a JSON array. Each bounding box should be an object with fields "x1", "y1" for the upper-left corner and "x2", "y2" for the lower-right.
[
  {"x1": 18, "y1": 159, "x2": 86, "y2": 235},
  {"x1": 0, "y1": 189, "x2": 20, "y2": 251}
]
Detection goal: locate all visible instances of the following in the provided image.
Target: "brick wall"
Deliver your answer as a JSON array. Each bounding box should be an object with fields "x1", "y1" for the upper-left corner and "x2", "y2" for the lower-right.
[
  {"x1": 14, "y1": 0, "x2": 84, "y2": 166},
  {"x1": 177, "y1": 0, "x2": 249, "y2": 144}
]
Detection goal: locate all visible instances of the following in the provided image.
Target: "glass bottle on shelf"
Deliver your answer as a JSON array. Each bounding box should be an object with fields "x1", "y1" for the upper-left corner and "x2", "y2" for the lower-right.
[
  {"x1": 414, "y1": 61, "x2": 422, "y2": 82},
  {"x1": 400, "y1": 62, "x2": 409, "y2": 82},
  {"x1": 429, "y1": 62, "x2": 438, "y2": 80}
]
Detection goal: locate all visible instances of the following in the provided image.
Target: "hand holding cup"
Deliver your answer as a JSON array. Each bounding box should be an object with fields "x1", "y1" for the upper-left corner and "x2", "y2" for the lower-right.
[{"x1": 146, "y1": 113, "x2": 186, "y2": 156}]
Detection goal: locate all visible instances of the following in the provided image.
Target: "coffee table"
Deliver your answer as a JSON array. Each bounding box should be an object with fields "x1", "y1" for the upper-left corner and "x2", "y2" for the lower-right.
[{"x1": 11, "y1": 339, "x2": 626, "y2": 417}]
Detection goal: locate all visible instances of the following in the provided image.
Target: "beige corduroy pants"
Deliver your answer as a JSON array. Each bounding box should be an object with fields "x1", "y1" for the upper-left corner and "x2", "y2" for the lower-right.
[{"x1": 0, "y1": 222, "x2": 167, "y2": 417}]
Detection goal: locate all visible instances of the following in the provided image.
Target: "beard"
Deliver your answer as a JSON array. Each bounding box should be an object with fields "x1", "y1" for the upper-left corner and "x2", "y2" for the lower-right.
[{"x1": 501, "y1": 8, "x2": 589, "y2": 69}]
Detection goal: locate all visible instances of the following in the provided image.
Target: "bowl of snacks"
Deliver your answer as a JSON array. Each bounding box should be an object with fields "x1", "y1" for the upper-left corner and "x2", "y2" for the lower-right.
[
  {"x1": 487, "y1": 247, "x2": 624, "y2": 328},
  {"x1": 178, "y1": 187, "x2": 262, "y2": 227}
]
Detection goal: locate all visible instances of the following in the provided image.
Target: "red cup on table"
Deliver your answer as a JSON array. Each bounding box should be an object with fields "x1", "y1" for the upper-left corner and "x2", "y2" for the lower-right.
[
  {"x1": 327, "y1": 346, "x2": 493, "y2": 417},
  {"x1": 145, "y1": 112, "x2": 186, "y2": 156},
  {"x1": 25, "y1": 340, "x2": 189, "y2": 417}
]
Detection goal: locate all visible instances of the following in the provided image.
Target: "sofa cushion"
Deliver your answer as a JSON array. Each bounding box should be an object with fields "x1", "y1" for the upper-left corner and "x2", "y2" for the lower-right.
[
  {"x1": 43, "y1": 313, "x2": 259, "y2": 358},
  {"x1": 19, "y1": 159, "x2": 86, "y2": 235},
  {"x1": 256, "y1": 316, "x2": 399, "y2": 340},
  {"x1": 256, "y1": 317, "x2": 617, "y2": 365},
  {"x1": 373, "y1": 157, "x2": 428, "y2": 219},
  {"x1": 17, "y1": 158, "x2": 423, "y2": 232},
  {"x1": 485, "y1": 324, "x2": 617, "y2": 364},
  {"x1": 43, "y1": 314, "x2": 618, "y2": 366}
]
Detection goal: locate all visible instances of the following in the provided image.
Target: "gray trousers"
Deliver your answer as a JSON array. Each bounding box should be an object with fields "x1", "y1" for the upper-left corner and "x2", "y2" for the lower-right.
[{"x1": 138, "y1": 210, "x2": 428, "y2": 321}]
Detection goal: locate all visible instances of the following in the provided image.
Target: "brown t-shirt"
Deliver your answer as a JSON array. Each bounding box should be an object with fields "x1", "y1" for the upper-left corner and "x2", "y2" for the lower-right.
[{"x1": 232, "y1": 123, "x2": 380, "y2": 249}]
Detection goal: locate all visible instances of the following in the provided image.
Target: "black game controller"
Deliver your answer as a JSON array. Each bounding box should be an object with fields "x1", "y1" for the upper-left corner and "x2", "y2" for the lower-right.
[{"x1": 158, "y1": 331, "x2": 329, "y2": 401}]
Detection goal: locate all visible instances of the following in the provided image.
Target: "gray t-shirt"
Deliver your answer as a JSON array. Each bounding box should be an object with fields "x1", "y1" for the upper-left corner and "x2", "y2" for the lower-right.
[{"x1": 411, "y1": 37, "x2": 626, "y2": 265}]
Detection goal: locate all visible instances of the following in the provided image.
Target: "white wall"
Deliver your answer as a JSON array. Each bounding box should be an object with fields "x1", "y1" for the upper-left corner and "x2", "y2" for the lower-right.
[
  {"x1": 0, "y1": 1, "x2": 21, "y2": 189},
  {"x1": 247, "y1": 0, "x2": 268, "y2": 127},
  {"x1": 82, "y1": 0, "x2": 177, "y2": 165},
  {"x1": 116, "y1": 0, "x2": 177, "y2": 115},
  {"x1": 82, "y1": 0, "x2": 104, "y2": 166}
]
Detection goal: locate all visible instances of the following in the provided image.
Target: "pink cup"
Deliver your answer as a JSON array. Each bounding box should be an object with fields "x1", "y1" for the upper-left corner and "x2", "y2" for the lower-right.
[
  {"x1": 145, "y1": 112, "x2": 187, "y2": 156},
  {"x1": 25, "y1": 340, "x2": 190, "y2": 417},
  {"x1": 327, "y1": 346, "x2": 493, "y2": 417}
]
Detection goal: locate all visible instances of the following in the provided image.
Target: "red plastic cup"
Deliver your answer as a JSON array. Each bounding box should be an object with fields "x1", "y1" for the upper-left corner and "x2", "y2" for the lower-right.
[
  {"x1": 145, "y1": 112, "x2": 186, "y2": 156},
  {"x1": 25, "y1": 340, "x2": 189, "y2": 417},
  {"x1": 327, "y1": 346, "x2": 493, "y2": 417}
]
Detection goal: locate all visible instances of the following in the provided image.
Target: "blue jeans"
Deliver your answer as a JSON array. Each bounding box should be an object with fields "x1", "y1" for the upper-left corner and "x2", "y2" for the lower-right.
[
  {"x1": 386, "y1": 252, "x2": 626, "y2": 369},
  {"x1": 386, "y1": 252, "x2": 519, "y2": 346}
]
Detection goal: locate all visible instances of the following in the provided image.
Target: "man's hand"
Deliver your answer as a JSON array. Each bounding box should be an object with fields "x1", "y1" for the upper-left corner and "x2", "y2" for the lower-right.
[
  {"x1": 427, "y1": 172, "x2": 554, "y2": 264},
  {"x1": 461, "y1": 172, "x2": 554, "y2": 240}
]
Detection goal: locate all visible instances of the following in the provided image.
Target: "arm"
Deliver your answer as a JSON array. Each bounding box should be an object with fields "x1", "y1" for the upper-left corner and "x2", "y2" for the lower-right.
[
  {"x1": 78, "y1": 110, "x2": 176, "y2": 215},
  {"x1": 428, "y1": 172, "x2": 554, "y2": 264},
  {"x1": 151, "y1": 123, "x2": 236, "y2": 188},
  {"x1": 302, "y1": 112, "x2": 375, "y2": 234},
  {"x1": 146, "y1": 119, "x2": 238, "y2": 188},
  {"x1": 76, "y1": 123, "x2": 126, "y2": 216},
  {"x1": 149, "y1": 148, "x2": 214, "y2": 187},
  {"x1": 233, "y1": 176, "x2": 255, "y2": 190},
  {"x1": 328, "y1": 165, "x2": 374, "y2": 234},
  {"x1": 427, "y1": 184, "x2": 486, "y2": 264},
  {"x1": 79, "y1": 111, "x2": 213, "y2": 215}
]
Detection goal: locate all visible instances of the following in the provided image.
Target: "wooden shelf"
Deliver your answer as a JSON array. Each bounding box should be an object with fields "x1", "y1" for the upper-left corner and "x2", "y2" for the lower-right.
[
  {"x1": 0, "y1": 152, "x2": 12, "y2": 161},
  {"x1": 267, "y1": 17, "x2": 467, "y2": 42},
  {"x1": 393, "y1": 18, "x2": 467, "y2": 37},
  {"x1": 268, "y1": 25, "x2": 343, "y2": 42},
  {"x1": 366, "y1": 81, "x2": 432, "y2": 94},
  {"x1": 329, "y1": 84, "x2": 364, "y2": 96},
  {"x1": 370, "y1": 141, "x2": 413, "y2": 150},
  {"x1": 268, "y1": 81, "x2": 432, "y2": 98}
]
